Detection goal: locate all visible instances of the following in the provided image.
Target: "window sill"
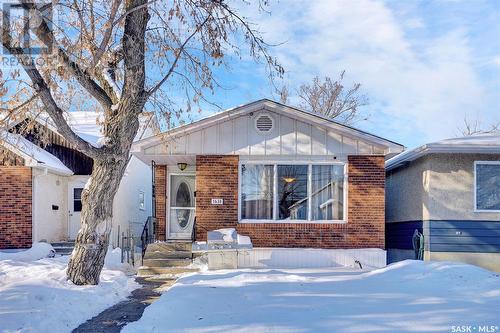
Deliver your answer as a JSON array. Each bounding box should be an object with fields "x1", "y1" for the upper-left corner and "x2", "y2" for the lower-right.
[
  {"x1": 238, "y1": 219, "x2": 347, "y2": 224},
  {"x1": 474, "y1": 209, "x2": 500, "y2": 213}
]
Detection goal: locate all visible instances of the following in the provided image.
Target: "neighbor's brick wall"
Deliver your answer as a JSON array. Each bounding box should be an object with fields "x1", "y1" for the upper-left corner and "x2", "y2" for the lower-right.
[
  {"x1": 0, "y1": 167, "x2": 32, "y2": 249},
  {"x1": 194, "y1": 155, "x2": 386, "y2": 249},
  {"x1": 154, "y1": 164, "x2": 167, "y2": 241}
]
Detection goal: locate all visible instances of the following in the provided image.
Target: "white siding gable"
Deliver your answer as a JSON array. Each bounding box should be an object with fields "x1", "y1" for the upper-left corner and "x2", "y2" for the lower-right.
[{"x1": 143, "y1": 109, "x2": 386, "y2": 158}]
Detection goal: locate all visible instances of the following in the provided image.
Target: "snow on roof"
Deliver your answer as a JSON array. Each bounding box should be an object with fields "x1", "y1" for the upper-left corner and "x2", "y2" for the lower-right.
[
  {"x1": 33, "y1": 111, "x2": 156, "y2": 147},
  {"x1": 65, "y1": 112, "x2": 103, "y2": 147},
  {"x1": 0, "y1": 130, "x2": 73, "y2": 175},
  {"x1": 386, "y1": 133, "x2": 500, "y2": 171},
  {"x1": 1, "y1": 111, "x2": 157, "y2": 174}
]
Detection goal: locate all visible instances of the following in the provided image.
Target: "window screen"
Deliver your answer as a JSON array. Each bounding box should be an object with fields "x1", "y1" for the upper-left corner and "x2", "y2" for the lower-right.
[{"x1": 476, "y1": 163, "x2": 500, "y2": 211}]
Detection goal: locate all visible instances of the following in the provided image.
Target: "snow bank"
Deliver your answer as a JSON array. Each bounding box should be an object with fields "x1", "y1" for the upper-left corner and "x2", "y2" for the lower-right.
[
  {"x1": 123, "y1": 260, "x2": 500, "y2": 333},
  {"x1": 0, "y1": 248, "x2": 139, "y2": 333},
  {"x1": 0, "y1": 242, "x2": 55, "y2": 261}
]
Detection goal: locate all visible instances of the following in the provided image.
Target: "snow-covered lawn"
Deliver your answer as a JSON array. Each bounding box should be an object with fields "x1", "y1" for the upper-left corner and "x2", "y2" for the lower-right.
[
  {"x1": 123, "y1": 261, "x2": 500, "y2": 333},
  {"x1": 0, "y1": 244, "x2": 139, "y2": 333}
]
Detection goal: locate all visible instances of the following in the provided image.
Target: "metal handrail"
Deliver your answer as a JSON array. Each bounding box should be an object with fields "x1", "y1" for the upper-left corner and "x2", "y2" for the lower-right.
[
  {"x1": 191, "y1": 217, "x2": 196, "y2": 242},
  {"x1": 140, "y1": 216, "x2": 156, "y2": 264}
]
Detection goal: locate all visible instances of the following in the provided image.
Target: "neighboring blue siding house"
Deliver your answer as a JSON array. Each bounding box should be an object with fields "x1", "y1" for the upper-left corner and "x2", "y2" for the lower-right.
[{"x1": 385, "y1": 134, "x2": 500, "y2": 272}]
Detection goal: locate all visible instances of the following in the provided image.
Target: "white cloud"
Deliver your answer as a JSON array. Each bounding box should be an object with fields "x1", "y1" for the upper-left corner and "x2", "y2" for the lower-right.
[
  {"x1": 493, "y1": 56, "x2": 500, "y2": 67},
  {"x1": 240, "y1": 0, "x2": 494, "y2": 147}
]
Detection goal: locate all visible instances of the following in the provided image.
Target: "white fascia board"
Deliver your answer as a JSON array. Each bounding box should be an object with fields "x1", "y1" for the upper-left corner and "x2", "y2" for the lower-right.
[
  {"x1": 30, "y1": 162, "x2": 74, "y2": 176},
  {"x1": 386, "y1": 144, "x2": 500, "y2": 171}
]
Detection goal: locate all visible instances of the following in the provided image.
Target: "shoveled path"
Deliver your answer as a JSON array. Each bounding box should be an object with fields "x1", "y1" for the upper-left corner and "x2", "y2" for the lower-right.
[{"x1": 72, "y1": 276, "x2": 176, "y2": 333}]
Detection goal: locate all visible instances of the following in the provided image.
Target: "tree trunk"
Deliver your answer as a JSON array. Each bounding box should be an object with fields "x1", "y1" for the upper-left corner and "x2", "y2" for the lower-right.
[
  {"x1": 66, "y1": 0, "x2": 148, "y2": 285},
  {"x1": 66, "y1": 157, "x2": 128, "y2": 285}
]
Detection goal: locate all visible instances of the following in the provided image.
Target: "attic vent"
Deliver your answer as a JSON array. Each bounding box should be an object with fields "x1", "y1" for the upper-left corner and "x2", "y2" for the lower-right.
[{"x1": 254, "y1": 113, "x2": 274, "y2": 134}]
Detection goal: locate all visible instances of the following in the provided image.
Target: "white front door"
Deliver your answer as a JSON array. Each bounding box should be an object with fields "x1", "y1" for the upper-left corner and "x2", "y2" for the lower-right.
[
  {"x1": 68, "y1": 183, "x2": 84, "y2": 240},
  {"x1": 168, "y1": 174, "x2": 196, "y2": 240}
]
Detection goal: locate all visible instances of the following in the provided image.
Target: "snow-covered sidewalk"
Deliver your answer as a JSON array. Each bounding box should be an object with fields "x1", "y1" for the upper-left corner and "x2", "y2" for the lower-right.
[
  {"x1": 0, "y1": 244, "x2": 139, "y2": 333},
  {"x1": 123, "y1": 260, "x2": 500, "y2": 333}
]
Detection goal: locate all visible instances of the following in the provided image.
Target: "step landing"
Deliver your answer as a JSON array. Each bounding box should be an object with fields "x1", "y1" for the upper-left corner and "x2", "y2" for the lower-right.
[
  {"x1": 138, "y1": 241, "x2": 195, "y2": 277},
  {"x1": 51, "y1": 241, "x2": 75, "y2": 256}
]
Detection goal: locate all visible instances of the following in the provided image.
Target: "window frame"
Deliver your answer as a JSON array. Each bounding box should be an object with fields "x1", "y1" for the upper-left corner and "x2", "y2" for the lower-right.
[
  {"x1": 139, "y1": 190, "x2": 146, "y2": 211},
  {"x1": 474, "y1": 161, "x2": 500, "y2": 213},
  {"x1": 73, "y1": 188, "x2": 83, "y2": 212},
  {"x1": 238, "y1": 160, "x2": 348, "y2": 224}
]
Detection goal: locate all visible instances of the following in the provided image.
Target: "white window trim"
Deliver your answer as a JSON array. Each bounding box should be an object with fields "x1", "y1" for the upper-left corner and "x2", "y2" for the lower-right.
[
  {"x1": 238, "y1": 160, "x2": 348, "y2": 224},
  {"x1": 474, "y1": 161, "x2": 500, "y2": 213},
  {"x1": 166, "y1": 170, "x2": 197, "y2": 240},
  {"x1": 139, "y1": 190, "x2": 146, "y2": 211}
]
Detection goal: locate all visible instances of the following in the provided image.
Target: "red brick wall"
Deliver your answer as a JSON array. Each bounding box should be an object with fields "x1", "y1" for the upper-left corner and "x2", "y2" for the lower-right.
[
  {"x1": 154, "y1": 164, "x2": 167, "y2": 241},
  {"x1": 345, "y1": 155, "x2": 385, "y2": 248},
  {"x1": 153, "y1": 155, "x2": 385, "y2": 248},
  {"x1": 0, "y1": 167, "x2": 32, "y2": 249},
  {"x1": 193, "y1": 155, "x2": 385, "y2": 249},
  {"x1": 195, "y1": 155, "x2": 239, "y2": 240}
]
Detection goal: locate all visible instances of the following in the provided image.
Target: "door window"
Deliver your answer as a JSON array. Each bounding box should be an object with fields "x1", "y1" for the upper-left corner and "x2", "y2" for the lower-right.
[
  {"x1": 169, "y1": 175, "x2": 196, "y2": 238},
  {"x1": 73, "y1": 188, "x2": 83, "y2": 212}
]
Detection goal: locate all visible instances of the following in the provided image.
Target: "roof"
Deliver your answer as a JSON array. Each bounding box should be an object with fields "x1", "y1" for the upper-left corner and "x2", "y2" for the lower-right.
[
  {"x1": 132, "y1": 99, "x2": 404, "y2": 153},
  {"x1": 0, "y1": 130, "x2": 73, "y2": 175},
  {"x1": 386, "y1": 133, "x2": 500, "y2": 171},
  {"x1": 37, "y1": 111, "x2": 157, "y2": 146},
  {"x1": 1, "y1": 111, "x2": 158, "y2": 175}
]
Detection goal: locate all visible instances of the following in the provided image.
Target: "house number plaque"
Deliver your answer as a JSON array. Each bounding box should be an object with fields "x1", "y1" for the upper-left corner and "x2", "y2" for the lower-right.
[{"x1": 211, "y1": 198, "x2": 223, "y2": 205}]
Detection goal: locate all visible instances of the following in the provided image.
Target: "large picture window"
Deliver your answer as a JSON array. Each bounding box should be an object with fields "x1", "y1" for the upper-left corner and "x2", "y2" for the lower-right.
[
  {"x1": 311, "y1": 165, "x2": 344, "y2": 220},
  {"x1": 240, "y1": 162, "x2": 346, "y2": 222},
  {"x1": 241, "y1": 164, "x2": 274, "y2": 219},
  {"x1": 278, "y1": 165, "x2": 308, "y2": 220},
  {"x1": 475, "y1": 161, "x2": 500, "y2": 211}
]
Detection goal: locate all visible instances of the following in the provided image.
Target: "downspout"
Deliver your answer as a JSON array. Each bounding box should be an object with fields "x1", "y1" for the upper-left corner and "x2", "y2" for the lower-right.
[
  {"x1": 31, "y1": 166, "x2": 48, "y2": 243},
  {"x1": 32, "y1": 168, "x2": 37, "y2": 244},
  {"x1": 151, "y1": 160, "x2": 156, "y2": 238}
]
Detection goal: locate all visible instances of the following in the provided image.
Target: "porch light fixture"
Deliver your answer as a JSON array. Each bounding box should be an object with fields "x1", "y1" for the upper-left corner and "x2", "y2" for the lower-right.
[
  {"x1": 177, "y1": 162, "x2": 188, "y2": 171},
  {"x1": 282, "y1": 177, "x2": 296, "y2": 183}
]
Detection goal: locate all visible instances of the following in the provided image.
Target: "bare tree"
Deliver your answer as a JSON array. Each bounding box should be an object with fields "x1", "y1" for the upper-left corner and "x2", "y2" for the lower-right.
[
  {"x1": 459, "y1": 116, "x2": 500, "y2": 136},
  {"x1": 296, "y1": 71, "x2": 367, "y2": 124},
  {"x1": 0, "y1": 0, "x2": 282, "y2": 285},
  {"x1": 276, "y1": 84, "x2": 289, "y2": 104}
]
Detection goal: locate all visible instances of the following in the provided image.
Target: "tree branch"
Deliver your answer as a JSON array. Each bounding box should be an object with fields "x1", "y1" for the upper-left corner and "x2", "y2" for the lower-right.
[
  {"x1": 91, "y1": 0, "x2": 122, "y2": 67},
  {"x1": 20, "y1": 1, "x2": 114, "y2": 110},
  {"x1": 0, "y1": 46, "x2": 104, "y2": 158},
  {"x1": 145, "y1": 16, "x2": 209, "y2": 98}
]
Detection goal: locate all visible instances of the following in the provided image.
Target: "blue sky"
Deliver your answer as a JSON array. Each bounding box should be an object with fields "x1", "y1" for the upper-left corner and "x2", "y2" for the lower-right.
[{"x1": 191, "y1": 0, "x2": 500, "y2": 149}]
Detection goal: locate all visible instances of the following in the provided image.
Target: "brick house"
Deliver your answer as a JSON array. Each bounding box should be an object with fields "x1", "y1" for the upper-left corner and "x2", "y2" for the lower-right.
[
  {"x1": 132, "y1": 100, "x2": 403, "y2": 262},
  {"x1": 0, "y1": 113, "x2": 156, "y2": 249}
]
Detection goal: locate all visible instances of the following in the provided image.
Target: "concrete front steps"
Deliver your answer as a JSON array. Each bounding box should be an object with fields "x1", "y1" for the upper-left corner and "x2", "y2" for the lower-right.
[
  {"x1": 138, "y1": 242, "x2": 197, "y2": 277},
  {"x1": 51, "y1": 241, "x2": 75, "y2": 256}
]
